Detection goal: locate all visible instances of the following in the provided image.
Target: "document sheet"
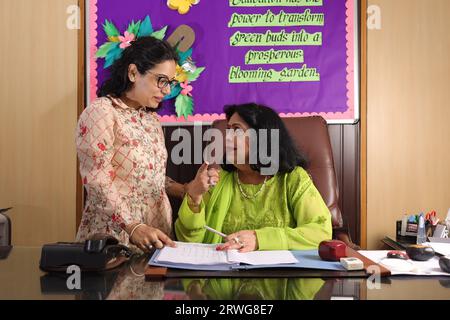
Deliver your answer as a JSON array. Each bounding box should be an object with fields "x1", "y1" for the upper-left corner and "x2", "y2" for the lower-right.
[{"x1": 154, "y1": 242, "x2": 298, "y2": 266}]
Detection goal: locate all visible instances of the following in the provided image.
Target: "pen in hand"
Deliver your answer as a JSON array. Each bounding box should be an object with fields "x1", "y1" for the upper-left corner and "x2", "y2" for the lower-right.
[
  {"x1": 204, "y1": 225, "x2": 227, "y2": 238},
  {"x1": 204, "y1": 225, "x2": 230, "y2": 251}
]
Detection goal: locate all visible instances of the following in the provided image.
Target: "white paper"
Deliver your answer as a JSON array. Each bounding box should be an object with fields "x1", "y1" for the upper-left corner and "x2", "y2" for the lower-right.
[
  {"x1": 155, "y1": 242, "x2": 298, "y2": 266},
  {"x1": 359, "y1": 250, "x2": 450, "y2": 276},
  {"x1": 426, "y1": 242, "x2": 450, "y2": 256},
  {"x1": 227, "y1": 250, "x2": 298, "y2": 265},
  {"x1": 155, "y1": 242, "x2": 229, "y2": 265}
]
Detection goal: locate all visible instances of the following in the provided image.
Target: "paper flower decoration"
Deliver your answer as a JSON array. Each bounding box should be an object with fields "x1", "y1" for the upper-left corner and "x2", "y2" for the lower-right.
[
  {"x1": 118, "y1": 31, "x2": 135, "y2": 49},
  {"x1": 95, "y1": 15, "x2": 205, "y2": 120},
  {"x1": 180, "y1": 81, "x2": 193, "y2": 96},
  {"x1": 167, "y1": 0, "x2": 200, "y2": 15}
]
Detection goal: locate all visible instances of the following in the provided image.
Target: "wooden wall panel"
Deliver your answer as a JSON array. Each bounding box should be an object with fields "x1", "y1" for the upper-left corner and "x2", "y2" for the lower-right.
[
  {"x1": 329, "y1": 124, "x2": 361, "y2": 244},
  {"x1": 0, "y1": 0, "x2": 78, "y2": 245},
  {"x1": 367, "y1": 0, "x2": 450, "y2": 249}
]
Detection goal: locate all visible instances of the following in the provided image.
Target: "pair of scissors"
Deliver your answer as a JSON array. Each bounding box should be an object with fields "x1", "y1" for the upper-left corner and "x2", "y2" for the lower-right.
[{"x1": 426, "y1": 211, "x2": 439, "y2": 225}]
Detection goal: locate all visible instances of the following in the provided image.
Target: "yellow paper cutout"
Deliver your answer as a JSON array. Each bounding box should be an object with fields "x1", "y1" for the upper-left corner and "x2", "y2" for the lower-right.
[
  {"x1": 108, "y1": 36, "x2": 119, "y2": 42},
  {"x1": 175, "y1": 65, "x2": 189, "y2": 83},
  {"x1": 167, "y1": 0, "x2": 200, "y2": 15}
]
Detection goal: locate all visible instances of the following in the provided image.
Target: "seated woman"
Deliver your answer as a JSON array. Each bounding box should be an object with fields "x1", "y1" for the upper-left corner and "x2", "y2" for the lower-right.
[{"x1": 175, "y1": 103, "x2": 332, "y2": 252}]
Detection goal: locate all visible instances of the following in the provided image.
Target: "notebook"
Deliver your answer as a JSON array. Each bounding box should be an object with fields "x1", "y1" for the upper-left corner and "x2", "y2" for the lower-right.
[{"x1": 148, "y1": 242, "x2": 346, "y2": 271}]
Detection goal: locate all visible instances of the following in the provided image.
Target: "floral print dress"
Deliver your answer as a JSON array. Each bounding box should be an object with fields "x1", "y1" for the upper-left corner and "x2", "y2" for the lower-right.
[{"x1": 76, "y1": 96, "x2": 172, "y2": 247}]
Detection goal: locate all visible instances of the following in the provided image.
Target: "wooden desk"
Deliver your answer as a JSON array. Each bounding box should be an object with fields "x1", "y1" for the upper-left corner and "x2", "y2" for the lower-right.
[{"x1": 1, "y1": 247, "x2": 449, "y2": 300}]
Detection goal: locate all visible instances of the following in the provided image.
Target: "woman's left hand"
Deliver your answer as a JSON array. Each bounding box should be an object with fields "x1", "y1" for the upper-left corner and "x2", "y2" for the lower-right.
[{"x1": 217, "y1": 230, "x2": 258, "y2": 253}]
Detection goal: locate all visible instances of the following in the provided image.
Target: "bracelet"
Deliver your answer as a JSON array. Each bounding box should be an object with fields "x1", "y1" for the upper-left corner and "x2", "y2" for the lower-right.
[
  {"x1": 129, "y1": 223, "x2": 146, "y2": 239},
  {"x1": 187, "y1": 193, "x2": 200, "y2": 206}
]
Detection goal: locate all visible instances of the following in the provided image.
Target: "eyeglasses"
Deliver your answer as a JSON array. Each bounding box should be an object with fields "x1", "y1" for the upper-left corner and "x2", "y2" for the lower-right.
[{"x1": 147, "y1": 71, "x2": 179, "y2": 90}]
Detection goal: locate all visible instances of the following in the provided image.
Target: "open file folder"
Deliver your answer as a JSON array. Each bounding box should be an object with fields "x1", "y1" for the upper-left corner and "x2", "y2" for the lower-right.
[{"x1": 148, "y1": 242, "x2": 346, "y2": 271}]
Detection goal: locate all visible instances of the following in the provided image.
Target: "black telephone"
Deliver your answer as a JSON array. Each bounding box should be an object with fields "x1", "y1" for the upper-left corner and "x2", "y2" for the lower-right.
[{"x1": 39, "y1": 234, "x2": 132, "y2": 272}]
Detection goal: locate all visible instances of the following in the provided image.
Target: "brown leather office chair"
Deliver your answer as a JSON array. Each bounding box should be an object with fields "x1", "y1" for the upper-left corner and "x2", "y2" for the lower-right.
[{"x1": 212, "y1": 116, "x2": 360, "y2": 250}]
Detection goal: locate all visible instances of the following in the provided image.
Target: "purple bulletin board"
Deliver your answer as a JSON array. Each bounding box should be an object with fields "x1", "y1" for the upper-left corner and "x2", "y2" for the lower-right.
[{"x1": 87, "y1": 0, "x2": 359, "y2": 124}]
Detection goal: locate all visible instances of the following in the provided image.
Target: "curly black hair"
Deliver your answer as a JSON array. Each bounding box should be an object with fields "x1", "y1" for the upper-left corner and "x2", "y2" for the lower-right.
[
  {"x1": 221, "y1": 103, "x2": 308, "y2": 175},
  {"x1": 98, "y1": 36, "x2": 179, "y2": 98}
]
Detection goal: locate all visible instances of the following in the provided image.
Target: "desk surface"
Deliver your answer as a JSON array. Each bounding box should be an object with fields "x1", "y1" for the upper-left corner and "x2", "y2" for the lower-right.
[{"x1": 0, "y1": 247, "x2": 449, "y2": 300}]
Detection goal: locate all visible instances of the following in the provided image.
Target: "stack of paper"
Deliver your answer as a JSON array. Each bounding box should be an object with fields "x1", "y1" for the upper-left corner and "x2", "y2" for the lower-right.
[
  {"x1": 154, "y1": 242, "x2": 298, "y2": 266},
  {"x1": 149, "y1": 242, "x2": 347, "y2": 272}
]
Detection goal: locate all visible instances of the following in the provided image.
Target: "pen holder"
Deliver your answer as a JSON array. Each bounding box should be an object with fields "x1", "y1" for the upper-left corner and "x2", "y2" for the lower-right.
[{"x1": 396, "y1": 220, "x2": 435, "y2": 243}]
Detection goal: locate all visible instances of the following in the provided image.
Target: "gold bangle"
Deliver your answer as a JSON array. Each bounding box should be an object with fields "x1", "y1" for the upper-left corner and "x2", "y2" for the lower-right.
[
  {"x1": 129, "y1": 223, "x2": 146, "y2": 239},
  {"x1": 186, "y1": 193, "x2": 200, "y2": 209}
]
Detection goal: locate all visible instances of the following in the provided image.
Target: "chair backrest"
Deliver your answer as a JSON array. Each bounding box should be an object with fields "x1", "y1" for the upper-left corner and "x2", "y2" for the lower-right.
[{"x1": 212, "y1": 116, "x2": 343, "y2": 228}]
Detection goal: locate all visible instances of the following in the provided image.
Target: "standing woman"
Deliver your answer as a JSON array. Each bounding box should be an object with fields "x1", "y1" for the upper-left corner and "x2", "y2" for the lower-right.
[{"x1": 76, "y1": 36, "x2": 189, "y2": 252}]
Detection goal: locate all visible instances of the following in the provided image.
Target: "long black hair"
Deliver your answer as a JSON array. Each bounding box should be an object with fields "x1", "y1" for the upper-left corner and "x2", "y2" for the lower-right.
[
  {"x1": 221, "y1": 103, "x2": 308, "y2": 175},
  {"x1": 98, "y1": 36, "x2": 179, "y2": 98}
]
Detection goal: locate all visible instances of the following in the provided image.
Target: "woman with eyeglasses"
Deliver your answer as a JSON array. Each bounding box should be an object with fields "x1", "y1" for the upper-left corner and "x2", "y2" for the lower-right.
[
  {"x1": 76, "y1": 37, "x2": 217, "y2": 252},
  {"x1": 176, "y1": 103, "x2": 332, "y2": 252}
]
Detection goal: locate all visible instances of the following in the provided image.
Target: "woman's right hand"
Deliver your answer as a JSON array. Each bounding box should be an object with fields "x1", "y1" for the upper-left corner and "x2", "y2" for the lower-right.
[
  {"x1": 186, "y1": 162, "x2": 220, "y2": 205},
  {"x1": 127, "y1": 224, "x2": 176, "y2": 252}
]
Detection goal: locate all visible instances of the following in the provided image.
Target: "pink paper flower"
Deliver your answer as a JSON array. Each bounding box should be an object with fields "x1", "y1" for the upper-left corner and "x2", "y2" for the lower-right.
[
  {"x1": 180, "y1": 81, "x2": 193, "y2": 96},
  {"x1": 118, "y1": 31, "x2": 135, "y2": 49}
]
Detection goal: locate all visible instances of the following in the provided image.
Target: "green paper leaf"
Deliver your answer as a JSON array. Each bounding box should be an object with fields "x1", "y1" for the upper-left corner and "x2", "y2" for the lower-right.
[
  {"x1": 95, "y1": 42, "x2": 116, "y2": 58},
  {"x1": 175, "y1": 94, "x2": 194, "y2": 120},
  {"x1": 104, "y1": 57, "x2": 115, "y2": 69},
  {"x1": 127, "y1": 20, "x2": 141, "y2": 36},
  {"x1": 187, "y1": 67, "x2": 205, "y2": 82},
  {"x1": 103, "y1": 20, "x2": 120, "y2": 38},
  {"x1": 104, "y1": 43, "x2": 122, "y2": 69},
  {"x1": 138, "y1": 15, "x2": 154, "y2": 37},
  {"x1": 178, "y1": 48, "x2": 193, "y2": 64},
  {"x1": 151, "y1": 26, "x2": 168, "y2": 40},
  {"x1": 164, "y1": 84, "x2": 182, "y2": 101}
]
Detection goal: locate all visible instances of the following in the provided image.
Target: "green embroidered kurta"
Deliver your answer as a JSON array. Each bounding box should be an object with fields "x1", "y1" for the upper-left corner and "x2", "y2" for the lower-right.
[
  {"x1": 183, "y1": 278, "x2": 325, "y2": 300},
  {"x1": 175, "y1": 166, "x2": 332, "y2": 250}
]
